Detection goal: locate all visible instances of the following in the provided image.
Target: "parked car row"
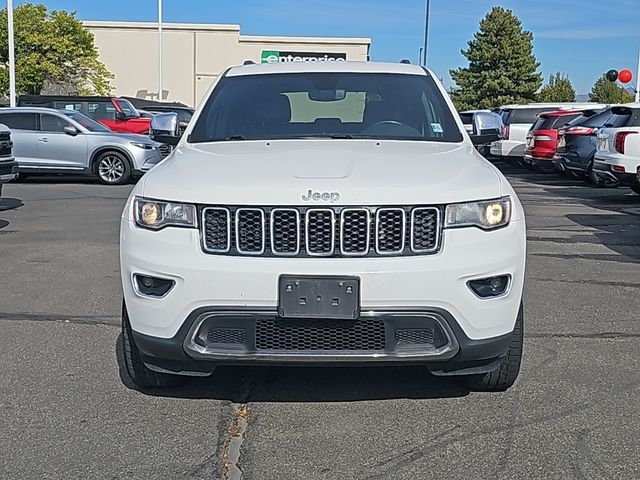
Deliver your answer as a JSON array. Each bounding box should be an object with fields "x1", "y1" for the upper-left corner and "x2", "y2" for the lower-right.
[
  {"x1": 0, "y1": 95, "x2": 195, "y2": 189},
  {"x1": 489, "y1": 102, "x2": 608, "y2": 161},
  {"x1": 0, "y1": 108, "x2": 170, "y2": 185}
]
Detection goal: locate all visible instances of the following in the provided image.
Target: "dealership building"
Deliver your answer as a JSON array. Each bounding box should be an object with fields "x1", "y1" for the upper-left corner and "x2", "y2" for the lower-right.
[{"x1": 85, "y1": 21, "x2": 371, "y2": 107}]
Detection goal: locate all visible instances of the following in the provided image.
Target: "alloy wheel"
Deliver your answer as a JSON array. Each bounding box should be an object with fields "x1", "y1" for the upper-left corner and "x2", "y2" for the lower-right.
[{"x1": 98, "y1": 155, "x2": 125, "y2": 183}]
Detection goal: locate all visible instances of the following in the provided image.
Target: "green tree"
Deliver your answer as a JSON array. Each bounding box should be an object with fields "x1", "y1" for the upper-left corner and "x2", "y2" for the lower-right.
[
  {"x1": 538, "y1": 72, "x2": 575, "y2": 102},
  {"x1": 449, "y1": 7, "x2": 542, "y2": 110},
  {"x1": 0, "y1": 3, "x2": 113, "y2": 96},
  {"x1": 589, "y1": 75, "x2": 633, "y2": 103}
]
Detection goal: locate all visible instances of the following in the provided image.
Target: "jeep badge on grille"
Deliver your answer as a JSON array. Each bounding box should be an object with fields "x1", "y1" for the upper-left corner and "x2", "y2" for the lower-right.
[{"x1": 301, "y1": 189, "x2": 341, "y2": 203}]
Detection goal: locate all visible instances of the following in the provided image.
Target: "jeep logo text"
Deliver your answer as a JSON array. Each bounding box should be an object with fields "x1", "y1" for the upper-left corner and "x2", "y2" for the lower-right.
[{"x1": 301, "y1": 189, "x2": 341, "y2": 203}]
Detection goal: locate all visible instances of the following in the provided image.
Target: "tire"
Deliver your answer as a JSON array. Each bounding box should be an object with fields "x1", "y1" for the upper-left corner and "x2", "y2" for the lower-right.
[
  {"x1": 464, "y1": 303, "x2": 524, "y2": 392},
  {"x1": 630, "y1": 183, "x2": 640, "y2": 195},
  {"x1": 95, "y1": 151, "x2": 131, "y2": 185},
  {"x1": 121, "y1": 302, "x2": 184, "y2": 388}
]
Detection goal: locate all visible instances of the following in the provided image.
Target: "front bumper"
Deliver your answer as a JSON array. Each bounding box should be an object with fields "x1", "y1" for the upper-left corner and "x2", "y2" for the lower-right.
[
  {"x1": 132, "y1": 306, "x2": 515, "y2": 376},
  {"x1": 121, "y1": 217, "x2": 526, "y2": 344},
  {"x1": 0, "y1": 159, "x2": 18, "y2": 183}
]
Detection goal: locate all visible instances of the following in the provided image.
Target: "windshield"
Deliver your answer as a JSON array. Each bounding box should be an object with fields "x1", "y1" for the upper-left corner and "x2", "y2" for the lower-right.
[
  {"x1": 189, "y1": 73, "x2": 463, "y2": 143},
  {"x1": 61, "y1": 110, "x2": 111, "y2": 132},
  {"x1": 114, "y1": 99, "x2": 140, "y2": 118}
]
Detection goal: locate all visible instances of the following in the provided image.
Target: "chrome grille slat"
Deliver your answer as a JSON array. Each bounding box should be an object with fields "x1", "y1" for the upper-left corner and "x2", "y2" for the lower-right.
[
  {"x1": 411, "y1": 207, "x2": 440, "y2": 253},
  {"x1": 375, "y1": 208, "x2": 406, "y2": 255},
  {"x1": 202, "y1": 207, "x2": 231, "y2": 253},
  {"x1": 305, "y1": 209, "x2": 335, "y2": 256},
  {"x1": 340, "y1": 208, "x2": 371, "y2": 256},
  {"x1": 271, "y1": 209, "x2": 300, "y2": 256},
  {"x1": 201, "y1": 205, "x2": 441, "y2": 257},
  {"x1": 235, "y1": 208, "x2": 265, "y2": 254}
]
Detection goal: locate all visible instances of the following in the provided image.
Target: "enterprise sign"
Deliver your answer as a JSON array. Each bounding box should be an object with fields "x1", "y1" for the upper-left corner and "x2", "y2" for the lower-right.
[{"x1": 261, "y1": 50, "x2": 347, "y2": 64}]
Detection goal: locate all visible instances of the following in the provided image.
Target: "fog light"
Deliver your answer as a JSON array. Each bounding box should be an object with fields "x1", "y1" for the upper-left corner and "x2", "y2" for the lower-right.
[
  {"x1": 468, "y1": 275, "x2": 511, "y2": 298},
  {"x1": 134, "y1": 274, "x2": 175, "y2": 297}
]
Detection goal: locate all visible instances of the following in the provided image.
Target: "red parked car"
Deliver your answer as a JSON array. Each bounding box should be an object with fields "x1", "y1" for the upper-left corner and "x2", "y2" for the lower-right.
[
  {"x1": 524, "y1": 110, "x2": 587, "y2": 171},
  {"x1": 17, "y1": 95, "x2": 151, "y2": 134}
]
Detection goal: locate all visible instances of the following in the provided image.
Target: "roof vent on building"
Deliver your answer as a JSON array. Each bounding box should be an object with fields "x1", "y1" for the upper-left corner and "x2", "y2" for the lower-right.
[
  {"x1": 243, "y1": 60, "x2": 256, "y2": 65},
  {"x1": 399, "y1": 59, "x2": 411, "y2": 64}
]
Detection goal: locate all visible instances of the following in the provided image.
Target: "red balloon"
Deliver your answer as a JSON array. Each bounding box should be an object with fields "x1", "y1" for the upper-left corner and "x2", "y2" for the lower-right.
[{"x1": 618, "y1": 69, "x2": 633, "y2": 84}]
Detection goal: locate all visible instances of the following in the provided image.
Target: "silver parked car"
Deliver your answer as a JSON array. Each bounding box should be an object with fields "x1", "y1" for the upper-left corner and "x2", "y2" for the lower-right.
[{"x1": 0, "y1": 107, "x2": 170, "y2": 185}]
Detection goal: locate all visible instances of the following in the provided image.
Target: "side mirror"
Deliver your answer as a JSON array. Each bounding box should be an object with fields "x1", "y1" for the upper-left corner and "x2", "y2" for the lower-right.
[
  {"x1": 150, "y1": 112, "x2": 180, "y2": 146},
  {"x1": 469, "y1": 111, "x2": 503, "y2": 146},
  {"x1": 115, "y1": 111, "x2": 126, "y2": 120},
  {"x1": 63, "y1": 125, "x2": 79, "y2": 136}
]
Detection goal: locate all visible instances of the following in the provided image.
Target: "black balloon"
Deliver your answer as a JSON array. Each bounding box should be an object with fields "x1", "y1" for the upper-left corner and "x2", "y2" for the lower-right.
[{"x1": 606, "y1": 69, "x2": 619, "y2": 82}]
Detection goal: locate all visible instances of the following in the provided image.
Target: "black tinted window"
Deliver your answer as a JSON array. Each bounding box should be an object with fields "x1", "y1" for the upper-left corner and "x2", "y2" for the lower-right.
[
  {"x1": 531, "y1": 116, "x2": 556, "y2": 130},
  {"x1": 0, "y1": 112, "x2": 37, "y2": 130},
  {"x1": 40, "y1": 114, "x2": 70, "y2": 132},
  {"x1": 623, "y1": 109, "x2": 640, "y2": 127},
  {"x1": 190, "y1": 73, "x2": 463, "y2": 143},
  {"x1": 552, "y1": 114, "x2": 581, "y2": 129},
  {"x1": 88, "y1": 102, "x2": 116, "y2": 121},
  {"x1": 579, "y1": 109, "x2": 615, "y2": 128},
  {"x1": 505, "y1": 108, "x2": 558, "y2": 125}
]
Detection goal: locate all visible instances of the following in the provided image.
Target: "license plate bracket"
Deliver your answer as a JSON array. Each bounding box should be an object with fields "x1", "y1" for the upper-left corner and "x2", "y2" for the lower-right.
[{"x1": 278, "y1": 275, "x2": 360, "y2": 320}]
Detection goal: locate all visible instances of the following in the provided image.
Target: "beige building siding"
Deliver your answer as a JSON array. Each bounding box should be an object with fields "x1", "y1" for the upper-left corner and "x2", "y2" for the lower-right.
[{"x1": 85, "y1": 21, "x2": 371, "y2": 107}]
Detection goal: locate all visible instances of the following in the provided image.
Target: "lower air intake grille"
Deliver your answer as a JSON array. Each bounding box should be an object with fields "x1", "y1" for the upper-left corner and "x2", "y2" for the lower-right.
[
  {"x1": 255, "y1": 318, "x2": 386, "y2": 351},
  {"x1": 207, "y1": 328, "x2": 245, "y2": 345},
  {"x1": 395, "y1": 328, "x2": 434, "y2": 345}
]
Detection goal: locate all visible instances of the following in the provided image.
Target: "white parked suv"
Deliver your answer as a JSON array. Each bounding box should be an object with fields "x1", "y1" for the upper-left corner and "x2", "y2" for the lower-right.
[
  {"x1": 120, "y1": 62, "x2": 527, "y2": 392},
  {"x1": 593, "y1": 104, "x2": 640, "y2": 194},
  {"x1": 490, "y1": 103, "x2": 606, "y2": 161}
]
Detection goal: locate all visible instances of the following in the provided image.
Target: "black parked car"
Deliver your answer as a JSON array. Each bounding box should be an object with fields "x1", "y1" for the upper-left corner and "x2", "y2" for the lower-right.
[{"x1": 555, "y1": 107, "x2": 628, "y2": 181}]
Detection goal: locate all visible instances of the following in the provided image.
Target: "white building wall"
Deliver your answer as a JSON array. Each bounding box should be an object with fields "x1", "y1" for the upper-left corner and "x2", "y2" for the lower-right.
[{"x1": 85, "y1": 22, "x2": 371, "y2": 107}]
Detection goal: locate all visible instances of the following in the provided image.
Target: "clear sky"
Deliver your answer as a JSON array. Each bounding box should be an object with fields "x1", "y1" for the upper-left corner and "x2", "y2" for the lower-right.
[{"x1": 16, "y1": 0, "x2": 640, "y2": 94}]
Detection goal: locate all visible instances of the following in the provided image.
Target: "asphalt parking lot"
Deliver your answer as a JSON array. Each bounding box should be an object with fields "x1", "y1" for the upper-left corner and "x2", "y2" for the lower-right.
[{"x1": 1, "y1": 161, "x2": 639, "y2": 480}]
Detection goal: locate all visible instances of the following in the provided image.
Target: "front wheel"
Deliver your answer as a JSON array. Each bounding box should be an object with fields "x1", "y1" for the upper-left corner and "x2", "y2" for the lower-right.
[
  {"x1": 630, "y1": 183, "x2": 640, "y2": 195},
  {"x1": 121, "y1": 302, "x2": 184, "y2": 388},
  {"x1": 464, "y1": 303, "x2": 524, "y2": 392},
  {"x1": 96, "y1": 151, "x2": 131, "y2": 185}
]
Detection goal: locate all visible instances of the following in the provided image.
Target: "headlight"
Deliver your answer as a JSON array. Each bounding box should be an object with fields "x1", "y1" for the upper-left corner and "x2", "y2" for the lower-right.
[
  {"x1": 134, "y1": 197, "x2": 196, "y2": 230},
  {"x1": 445, "y1": 196, "x2": 511, "y2": 230},
  {"x1": 130, "y1": 141, "x2": 154, "y2": 150}
]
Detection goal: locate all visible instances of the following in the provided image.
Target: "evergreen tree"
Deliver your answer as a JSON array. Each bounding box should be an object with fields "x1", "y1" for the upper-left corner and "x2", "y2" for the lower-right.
[
  {"x1": 450, "y1": 7, "x2": 542, "y2": 110},
  {"x1": 589, "y1": 75, "x2": 633, "y2": 103},
  {"x1": 538, "y1": 73, "x2": 575, "y2": 102}
]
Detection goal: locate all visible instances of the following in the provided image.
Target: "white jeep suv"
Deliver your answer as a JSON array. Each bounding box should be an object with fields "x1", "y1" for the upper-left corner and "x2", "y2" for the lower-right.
[{"x1": 120, "y1": 62, "x2": 526, "y2": 392}]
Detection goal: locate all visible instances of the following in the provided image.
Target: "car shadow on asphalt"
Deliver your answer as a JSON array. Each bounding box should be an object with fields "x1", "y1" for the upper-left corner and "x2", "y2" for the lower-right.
[
  {"x1": 0, "y1": 197, "x2": 24, "y2": 230},
  {"x1": 115, "y1": 334, "x2": 471, "y2": 402}
]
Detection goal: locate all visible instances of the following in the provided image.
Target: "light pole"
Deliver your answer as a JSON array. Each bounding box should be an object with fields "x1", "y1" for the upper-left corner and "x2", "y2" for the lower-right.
[
  {"x1": 158, "y1": 0, "x2": 163, "y2": 101},
  {"x1": 636, "y1": 47, "x2": 640, "y2": 103},
  {"x1": 422, "y1": 0, "x2": 431, "y2": 66},
  {"x1": 7, "y1": 0, "x2": 16, "y2": 107}
]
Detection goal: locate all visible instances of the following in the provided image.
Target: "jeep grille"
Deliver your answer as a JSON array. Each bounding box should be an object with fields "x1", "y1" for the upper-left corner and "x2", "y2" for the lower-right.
[{"x1": 201, "y1": 205, "x2": 441, "y2": 258}]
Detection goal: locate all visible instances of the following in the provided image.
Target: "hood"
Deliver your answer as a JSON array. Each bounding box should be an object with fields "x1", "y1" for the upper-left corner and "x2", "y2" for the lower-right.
[
  {"x1": 141, "y1": 139, "x2": 503, "y2": 206},
  {"x1": 87, "y1": 131, "x2": 160, "y2": 145}
]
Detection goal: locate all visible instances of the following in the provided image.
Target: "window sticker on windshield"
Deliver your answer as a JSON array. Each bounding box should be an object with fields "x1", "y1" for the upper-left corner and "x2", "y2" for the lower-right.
[{"x1": 431, "y1": 123, "x2": 443, "y2": 133}]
